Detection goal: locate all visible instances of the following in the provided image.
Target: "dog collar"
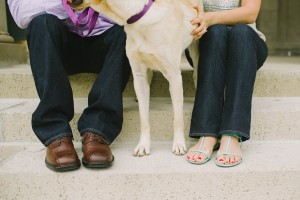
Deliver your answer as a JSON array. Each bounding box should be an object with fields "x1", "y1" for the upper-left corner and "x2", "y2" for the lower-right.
[{"x1": 127, "y1": 0, "x2": 155, "y2": 24}]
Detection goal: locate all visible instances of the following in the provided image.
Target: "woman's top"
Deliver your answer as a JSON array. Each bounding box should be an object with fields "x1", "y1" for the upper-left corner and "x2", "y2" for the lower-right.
[{"x1": 203, "y1": 0, "x2": 266, "y2": 41}]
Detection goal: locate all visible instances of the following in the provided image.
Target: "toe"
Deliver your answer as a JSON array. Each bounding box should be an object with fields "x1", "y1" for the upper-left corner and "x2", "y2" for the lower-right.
[
  {"x1": 192, "y1": 153, "x2": 199, "y2": 162},
  {"x1": 195, "y1": 154, "x2": 203, "y2": 163},
  {"x1": 224, "y1": 155, "x2": 230, "y2": 165},
  {"x1": 145, "y1": 148, "x2": 151, "y2": 155},
  {"x1": 179, "y1": 146, "x2": 186, "y2": 155},
  {"x1": 137, "y1": 148, "x2": 146, "y2": 157},
  {"x1": 186, "y1": 153, "x2": 191, "y2": 160},
  {"x1": 187, "y1": 152, "x2": 195, "y2": 161},
  {"x1": 230, "y1": 156, "x2": 236, "y2": 165},
  {"x1": 217, "y1": 155, "x2": 225, "y2": 164},
  {"x1": 235, "y1": 156, "x2": 241, "y2": 163},
  {"x1": 132, "y1": 149, "x2": 138, "y2": 156}
]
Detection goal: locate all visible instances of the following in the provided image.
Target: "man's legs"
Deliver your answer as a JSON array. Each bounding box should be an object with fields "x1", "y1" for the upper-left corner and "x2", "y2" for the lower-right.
[
  {"x1": 27, "y1": 14, "x2": 88, "y2": 145},
  {"x1": 77, "y1": 25, "x2": 131, "y2": 168},
  {"x1": 26, "y1": 14, "x2": 85, "y2": 171},
  {"x1": 28, "y1": 15, "x2": 131, "y2": 169}
]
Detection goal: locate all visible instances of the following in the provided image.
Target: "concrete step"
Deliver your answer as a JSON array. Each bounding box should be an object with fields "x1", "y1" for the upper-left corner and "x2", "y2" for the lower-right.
[
  {"x1": 0, "y1": 97, "x2": 299, "y2": 142},
  {"x1": 0, "y1": 140, "x2": 299, "y2": 200},
  {"x1": 0, "y1": 43, "x2": 28, "y2": 66},
  {"x1": 0, "y1": 56, "x2": 299, "y2": 98}
]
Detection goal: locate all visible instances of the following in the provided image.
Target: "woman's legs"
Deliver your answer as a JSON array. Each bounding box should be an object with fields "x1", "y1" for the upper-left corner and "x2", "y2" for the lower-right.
[
  {"x1": 216, "y1": 24, "x2": 268, "y2": 166},
  {"x1": 187, "y1": 25, "x2": 229, "y2": 163},
  {"x1": 187, "y1": 24, "x2": 268, "y2": 165}
]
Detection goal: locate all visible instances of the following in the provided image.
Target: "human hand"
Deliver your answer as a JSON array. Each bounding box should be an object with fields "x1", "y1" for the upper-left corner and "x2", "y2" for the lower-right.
[{"x1": 191, "y1": 3, "x2": 211, "y2": 39}]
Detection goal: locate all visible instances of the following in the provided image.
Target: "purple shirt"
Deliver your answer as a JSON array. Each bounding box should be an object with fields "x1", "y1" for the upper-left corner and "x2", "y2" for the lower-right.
[{"x1": 7, "y1": 0, "x2": 115, "y2": 36}]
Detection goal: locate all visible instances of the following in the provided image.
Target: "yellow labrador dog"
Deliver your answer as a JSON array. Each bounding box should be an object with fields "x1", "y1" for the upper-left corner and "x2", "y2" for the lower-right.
[{"x1": 74, "y1": 0, "x2": 202, "y2": 156}]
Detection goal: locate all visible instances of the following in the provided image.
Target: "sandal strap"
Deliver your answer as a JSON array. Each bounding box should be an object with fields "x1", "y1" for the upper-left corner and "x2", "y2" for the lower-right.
[
  {"x1": 188, "y1": 137, "x2": 212, "y2": 159},
  {"x1": 223, "y1": 134, "x2": 242, "y2": 147},
  {"x1": 189, "y1": 149, "x2": 211, "y2": 160},
  {"x1": 217, "y1": 135, "x2": 243, "y2": 159}
]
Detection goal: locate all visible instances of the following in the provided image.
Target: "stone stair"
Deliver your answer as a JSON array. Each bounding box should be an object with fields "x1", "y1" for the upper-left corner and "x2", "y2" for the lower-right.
[
  {"x1": 1, "y1": 56, "x2": 300, "y2": 98},
  {"x1": 0, "y1": 56, "x2": 300, "y2": 200}
]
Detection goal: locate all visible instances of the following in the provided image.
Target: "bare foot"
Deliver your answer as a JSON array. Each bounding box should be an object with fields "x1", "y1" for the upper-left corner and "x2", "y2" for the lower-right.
[
  {"x1": 186, "y1": 136, "x2": 217, "y2": 164},
  {"x1": 216, "y1": 135, "x2": 242, "y2": 166}
]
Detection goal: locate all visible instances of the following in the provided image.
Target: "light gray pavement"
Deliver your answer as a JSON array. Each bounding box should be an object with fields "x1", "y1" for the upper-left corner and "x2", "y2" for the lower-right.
[
  {"x1": 0, "y1": 56, "x2": 299, "y2": 200},
  {"x1": 0, "y1": 140, "x2": 300, "y2": 200}
]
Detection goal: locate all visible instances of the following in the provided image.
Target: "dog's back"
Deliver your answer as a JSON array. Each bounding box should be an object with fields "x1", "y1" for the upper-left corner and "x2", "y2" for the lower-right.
[{"x1": 123, "y1": 0, "x2": 199, "y2": 72}]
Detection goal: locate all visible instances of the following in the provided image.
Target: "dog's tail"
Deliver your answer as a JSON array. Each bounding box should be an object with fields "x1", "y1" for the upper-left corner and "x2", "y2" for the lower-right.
[{"x1": 188, "y1": 40, "x2": 200, "y2": 89}]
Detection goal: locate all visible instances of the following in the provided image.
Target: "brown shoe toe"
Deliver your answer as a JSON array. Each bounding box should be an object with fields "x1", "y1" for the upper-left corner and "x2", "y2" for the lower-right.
[
  {"x1": 82, "y1": 132, "x2": 114, "y2": 168},
  {"x1": 45, "y1": 136, "x2": 81, "y2": 172}
]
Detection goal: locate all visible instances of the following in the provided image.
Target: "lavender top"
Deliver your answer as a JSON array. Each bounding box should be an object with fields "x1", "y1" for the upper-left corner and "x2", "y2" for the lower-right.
[{"x1": 7, "y1": 0, "x2": 115, "y2": 36}]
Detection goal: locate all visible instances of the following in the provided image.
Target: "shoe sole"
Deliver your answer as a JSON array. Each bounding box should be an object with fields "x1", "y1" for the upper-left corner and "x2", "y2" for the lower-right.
[
  {"x1": 45, "y1": 160, "x2": 81, "y2": 172},
  {"x1": 82, "y1": 156, "x2": 114, "y2": 169}
]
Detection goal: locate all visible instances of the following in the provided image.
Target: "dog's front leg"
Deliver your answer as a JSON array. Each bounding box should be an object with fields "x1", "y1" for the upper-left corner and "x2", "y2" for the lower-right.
[
  {"x1": 132, "y1": 68, "x2": 151, "y2": 157},
  {"x1": 165, "y1": 70, "x2": 187, "y2": 155}
]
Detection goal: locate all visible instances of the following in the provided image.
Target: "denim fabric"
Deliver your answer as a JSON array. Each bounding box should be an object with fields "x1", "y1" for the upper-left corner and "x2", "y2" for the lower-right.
[
  {"x1": 189, "y1": 24, "x2": 268, "y2": 141},
  {"x1": 26, "y1": 14, "x2": 131, "y2": 146}
]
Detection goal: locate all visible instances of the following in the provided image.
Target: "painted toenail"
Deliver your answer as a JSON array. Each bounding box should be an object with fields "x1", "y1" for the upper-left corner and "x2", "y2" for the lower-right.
[
  {"x1": 187, "y1": 156, "x2": 190, "y2": 159},
  {"x1": 219, "y1": 159, "x2": 224, "y2": 161}
]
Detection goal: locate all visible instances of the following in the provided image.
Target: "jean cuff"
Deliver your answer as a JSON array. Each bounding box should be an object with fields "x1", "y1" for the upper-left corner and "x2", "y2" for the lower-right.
[
  {"x1": 80, "y1": 128, "x2": 112, "y2": 145},
  {"x1": 44, "y1": 132, "x2": 73, "y2": 147},
  {"x1": 219, "y1": 130, "x2": 250, "y2": 142},
  {"x1": 189, "y1": 132, "x2": 218, "y2": 139}
]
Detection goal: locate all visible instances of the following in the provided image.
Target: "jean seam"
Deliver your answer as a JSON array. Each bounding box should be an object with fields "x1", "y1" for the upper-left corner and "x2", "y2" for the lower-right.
[
  {"x1": 44, "y1": 132, "x2": 73, "y2": 146},
  {"x1": 219, "y1": 130, "x2": 249, "y2": 140},
  {"x1": 80, "y1": 128, "x2": 113, "y2": 144},
  {"x1": 189, "y1": 132, "x2": 218, "y2": 138}
]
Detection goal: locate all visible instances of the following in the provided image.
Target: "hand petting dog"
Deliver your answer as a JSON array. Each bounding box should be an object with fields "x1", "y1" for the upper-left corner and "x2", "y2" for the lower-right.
[{"x1": 191, "y1": 3, "x2": 208, "y2": 40}]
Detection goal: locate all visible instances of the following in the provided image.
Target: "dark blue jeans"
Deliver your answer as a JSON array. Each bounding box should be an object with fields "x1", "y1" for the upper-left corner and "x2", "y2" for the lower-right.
[
  {"x1": 189, "y1": 24, "x2": 268, "y2": 141},
  {"x1": 26, "y1": 14, "x2": 131, "y2": 146}
]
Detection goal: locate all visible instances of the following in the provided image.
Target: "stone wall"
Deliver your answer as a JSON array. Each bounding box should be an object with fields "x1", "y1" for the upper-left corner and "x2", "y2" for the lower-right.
[
  {"x1": 258, "y1": 0, "x2": 300, "y2": 55},
  {"x1": 0, "y1": 0, "x2": 28, "y2": 65},
  {"x1": 0, "y1": 0, "x2": 14, "y2": 43}
]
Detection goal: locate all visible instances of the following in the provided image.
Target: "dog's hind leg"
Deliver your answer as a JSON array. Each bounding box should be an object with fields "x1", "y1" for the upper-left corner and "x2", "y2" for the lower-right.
[
  {"x1": 163, "y1": 65, "x2": 187, "y2": 155},
  {"x1": 131, "y1": 65, "x2": 152, "y2": 157}
]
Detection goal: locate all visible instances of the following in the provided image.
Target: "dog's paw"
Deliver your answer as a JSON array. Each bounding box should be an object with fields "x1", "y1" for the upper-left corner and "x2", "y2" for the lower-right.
[
  {"x1": 172, "y1": 142, "x2": 187, "y2": 156},
  {"x1": 133, "y1": 143, "x2": 151, "y2": 157}
]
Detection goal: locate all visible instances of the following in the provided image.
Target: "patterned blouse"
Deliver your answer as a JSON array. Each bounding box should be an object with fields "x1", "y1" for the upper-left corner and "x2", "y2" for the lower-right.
[
  {"x1": 203, "y1": 0, "x2": 266, "y2": 41},
  {"x1": 204, "y1": 0, "x2": 241, "y2": 12}
]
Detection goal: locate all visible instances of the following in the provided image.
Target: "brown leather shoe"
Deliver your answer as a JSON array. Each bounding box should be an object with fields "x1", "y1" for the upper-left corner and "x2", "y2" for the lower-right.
[
  {"x1": 82, "y1": 132, "x2": 114, "y2": 168},
  {"x1": 45, "y1": 136, "x2": 81, "y2": 172}
]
